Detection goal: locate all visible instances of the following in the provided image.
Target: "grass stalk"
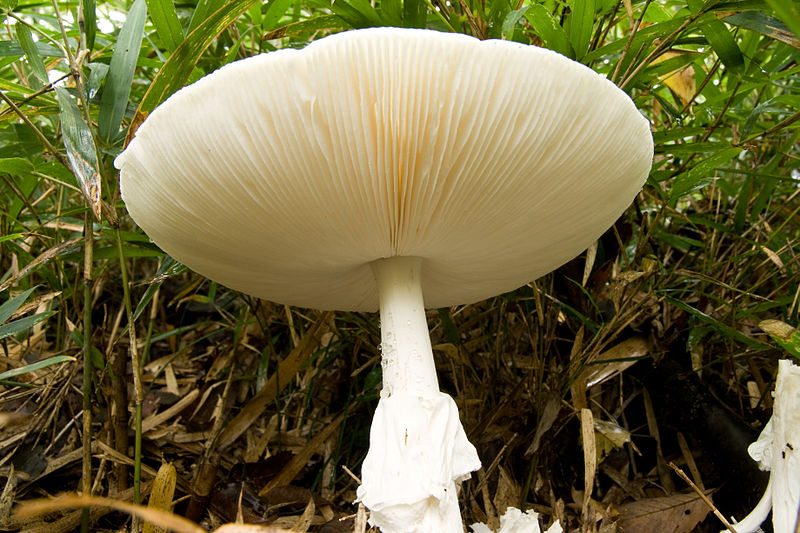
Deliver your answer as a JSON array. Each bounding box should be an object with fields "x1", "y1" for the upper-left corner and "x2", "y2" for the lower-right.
[
  {"x1": 80, "y1": 210, "x2": 93, "y2": 533},
  {"x1": 115, "y1": 228, "x2": 144, "y2": 529}
]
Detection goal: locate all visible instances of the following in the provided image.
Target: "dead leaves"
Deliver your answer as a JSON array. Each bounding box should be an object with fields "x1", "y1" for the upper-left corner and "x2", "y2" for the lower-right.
[{"x1": 617, "y1": 492, "x2": 712, "y2": 533}]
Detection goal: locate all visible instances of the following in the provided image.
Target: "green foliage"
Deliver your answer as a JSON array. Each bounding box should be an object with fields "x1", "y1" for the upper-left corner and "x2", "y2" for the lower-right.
[
  {"x1": 0, "y1": 287, "x2": 55, "y2": 340},
  {"x1": 97, "y1": 0, "x2": 147, "y2": 143}
]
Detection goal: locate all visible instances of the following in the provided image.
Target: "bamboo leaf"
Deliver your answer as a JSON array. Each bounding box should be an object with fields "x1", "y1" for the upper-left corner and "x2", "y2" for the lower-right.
[
  {"x1": 83, "y1": 0, "x2": 97, "y2": 50},
  {"x1": 315, "y1": 0, "x2": 382, "y2": 27},
  {"x1": 0, "y1": 355, "x2": 74, "y2": 381},
  {"x1": 723, "y1": 11, "x2": 800, "y2": 49},
  {"x1": 261, "y1": 0, "x2": 295, "y2": 30},
  {"x1": 698, "y1": 17, "x2": 744, "y2": 74},
  {"x1": 187, "y1": 0, "x2": 226, "y2": 34},
  {"x1": 567, "y1": 0, "x2": 595, "y2": 60},
  {"x1": 668, "y1": 148, "x2": 741, "y2": 203},
  {"x1": 98, "y1": 0, "x2": 147, "y2": 143},
  {"x1": 0, "y1": 311, "x2": 55, "y2": 340},
  {"x1": 0, "y1": 157, "x2": 34, "y2": 175},
  {"x1": 524, "y1": 4, "x2": 573, "y2": 57},
  {"x1": 403, "y1": 0, "x2": 426, "y2": 28},
  {"x1": 0, "y1": 287, "x2": 36, "y2": 325},
  {"x1": 15, "y1": 23, "x2": 48, "y2": 87},
  {"x1": 0, "y1": 40, "x2": 63, "y2": 57},
  {"x1": 55, "y1": 87, "x2": 102, "y2": 219},
  {"x1": 146, "y1": 0, "x2": 183, "y2": 52},
  {"x1": 263, "y1": 14, "x2": 349, "y2": 40},
  {"x1": 501, "y1": 7, "x2": 528, "y2": 40},
  {"x1": 763, "y1": 0, "x2": 800, "y2": 41}
]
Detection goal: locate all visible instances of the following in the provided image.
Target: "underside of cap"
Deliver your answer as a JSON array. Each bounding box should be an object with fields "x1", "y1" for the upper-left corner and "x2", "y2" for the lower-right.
[{"x1": 118, "y1": 27, "x2": 653, "y2": 312}]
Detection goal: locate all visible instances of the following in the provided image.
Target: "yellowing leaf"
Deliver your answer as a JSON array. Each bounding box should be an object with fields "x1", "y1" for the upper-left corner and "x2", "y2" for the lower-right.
[
  {"x1": 594, "y1": 419, "x2": 632, "y2": 463},
  {"x1": 143, "y1": 462, "x2": 177, "y2": 533},
  {"x1": 652, "y1": 51, "x2": 696, "y2": 105}
]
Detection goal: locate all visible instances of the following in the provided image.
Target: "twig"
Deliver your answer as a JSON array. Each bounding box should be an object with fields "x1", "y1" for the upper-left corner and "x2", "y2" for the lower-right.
[
  {"x1": 610, "y1": 0, "x2": 652, "y2": 83},
  {"x1": 80, "y1": 210, "x2": 94, "y2": 533},
  {"x1": 668, "y1": 461, "x2": 739, "y2": 533},
  {"x1": 342, "y1": 465, "x2": 362, "y2": 485},
  {"x1": 115, "y1": 228, "x2": 144, "y2": 518}
]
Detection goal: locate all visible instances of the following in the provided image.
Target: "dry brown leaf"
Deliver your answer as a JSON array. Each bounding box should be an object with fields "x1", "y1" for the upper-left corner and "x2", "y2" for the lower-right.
[
  {"x1": 524, "y1": 391, "x2": 562, "y2": 456},
  {"x1": 354, "y1": 503, "x2": 368, "y2": 533},
  {"x1": 493, "y1": 465, "x2": 521, "y2": 513},
  {"x1": 580, "y1": 408, "x2": 597, "y2": 516},
  {"x1": 217, "y1": 313, "x2": 333, "y2": 452},
  {"x1": 292, "y1": 498, "x2": 316, "y2": 532},
  {"x1": 0, "y1": 466, "x2": 17, "y2": 527},
  {"x1": 0, "y1": 238, "x2": 82, "y2": 293},
  {"x1": 594, "y1": 419, "x2": 632, "y2": 463},
  {"x1": 583, "y1": 240, "x2": 598, "y2": 287},
  {"x1": 258, "y1": 412, "x2": 346, "y2": 496},
  {"x1": 584, "y1": 337, "x2": 650, "y2": 388},
  {"x1": 617, "y1": 492, "x2": 712, "y2": 533}
]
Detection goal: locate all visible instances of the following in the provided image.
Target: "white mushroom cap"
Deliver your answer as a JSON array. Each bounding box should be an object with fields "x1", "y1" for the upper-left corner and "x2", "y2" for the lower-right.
[{"x1": 117, "y1": 27, "x2": 653, "y2": 312}]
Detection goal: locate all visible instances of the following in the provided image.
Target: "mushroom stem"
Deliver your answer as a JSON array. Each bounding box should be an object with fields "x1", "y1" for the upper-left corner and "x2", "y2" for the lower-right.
[
  {"x1": 358, "y1": 255, "x2": 481, "y2": 532},
  {"x1": 372, "y1": 256, "x2": 439, "y2": 398}
]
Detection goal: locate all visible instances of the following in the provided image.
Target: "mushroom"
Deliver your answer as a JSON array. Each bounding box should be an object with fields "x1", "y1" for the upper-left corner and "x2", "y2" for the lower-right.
[
  {"x1": 117, "y1": 28, "x2": 653, "y2": 532},
  {"x1": 724, "y1": 359, "x2": 800, "y2": 533}
]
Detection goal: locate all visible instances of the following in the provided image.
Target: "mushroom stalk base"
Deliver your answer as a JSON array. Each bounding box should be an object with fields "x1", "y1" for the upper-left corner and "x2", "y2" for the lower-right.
[{"x1": 357, "y1": 256, "x2": 481, "y2": 533}]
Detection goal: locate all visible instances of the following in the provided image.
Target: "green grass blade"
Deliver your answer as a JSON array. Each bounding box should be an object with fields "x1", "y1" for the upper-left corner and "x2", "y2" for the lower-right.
[
  {"x1": 525, "y1": 4, "x2": 573, "y2": 57},
  {"x1": 0, "y1": 287, "x2": 36, "y2": 325},
  {"x1": 699, "y1": 17, "x2": 744, "y2": 75},
  {"x1": 15, "y1": 23, "x2": 48, "y2": 87},
  {"x1": 0, "y1": 157, "x2": 34, "y2": 175},
  {"x1": 146, "y1": 0, "x2": 183, "y2": 52},
  {"x1": 668, "y1": 298, "x2": 768, "y2": 349},
  {"x1": 567, "y1": 0, "x2": 595, "y2": 60},
  {"x1": 403, "y1": 0, "x2": 426, "y2": 28},
  {"x1": 98, "y1": 0, "x2": 147, "y2": 143},
  {"x1": 262, "y1": 0, "x2": 295, "y2": 30},
  {"x1": 263, "y1": 14, "x2": 350, "y2": 40},
  {"x1": 187, "y1": 0, "x2": 226, "y2": 34},
  {"x1": 82, "y1": 0, "x2": 97, "y2": 50},
  {"x1": 764, "y1": 0, "x2": 800, "y2": 40},
  {"x1": 316, "y1": 0, "x2": 383, "y2": 27},
  {"x1": 0, "y1": 354, "x2": 74, "y2": 381},
  {"x1": 0, "y1": 40, "x2": 63, "y2": 58},
  {"x1": 668, "y1": 147, "x2": 742, "y2": 204},
  {"x1": 723, "y1": 12, "x2": 799, "y2": 48},
  {"x1": 0, "y1": 311, "x2": 55, "y2": 340}
]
